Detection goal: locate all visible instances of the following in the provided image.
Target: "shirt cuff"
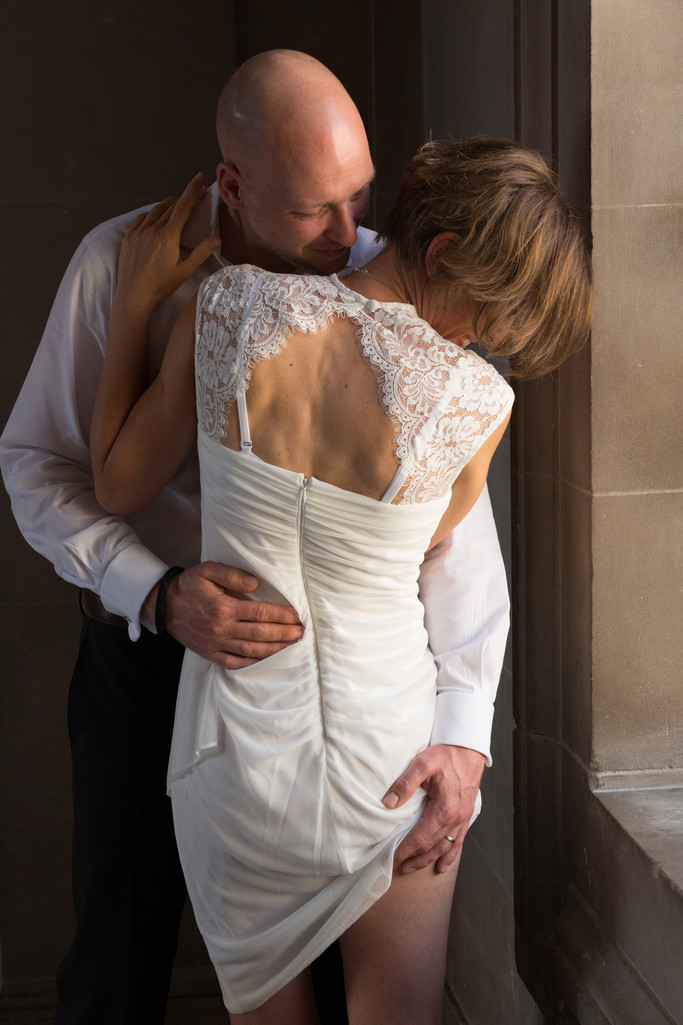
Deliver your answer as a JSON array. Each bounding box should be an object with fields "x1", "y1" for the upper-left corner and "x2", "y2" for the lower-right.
[
  {"x1": 100, "y1": 544, "x2": 169, "y2": 641},
  {"x1": 429, "y1": 689, "x2": 495, "y2": 766}
]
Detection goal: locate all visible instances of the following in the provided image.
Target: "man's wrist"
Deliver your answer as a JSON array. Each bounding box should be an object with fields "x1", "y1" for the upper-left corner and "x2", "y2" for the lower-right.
[
  {"x1": 155, "y1": 566, "x2": 184, "y2": 637},
  {"x1": 100, "y1": 544, "x2": 171, "y2": 640},
  {"x1": 451, "y1": 744, "x2": 486, "y2": 766}
]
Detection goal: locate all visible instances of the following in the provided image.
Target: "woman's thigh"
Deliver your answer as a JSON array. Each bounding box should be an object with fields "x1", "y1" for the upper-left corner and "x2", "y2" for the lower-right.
[
  {"x1": 224, "y1": 855, "x2": 459, "y2": 1025},
  {"x1": 228, "y1": 968, "x2": 320, "y2": 1025},
  {"x1": 339, "y1": 853, "x2": 461, "y2": 1025}
]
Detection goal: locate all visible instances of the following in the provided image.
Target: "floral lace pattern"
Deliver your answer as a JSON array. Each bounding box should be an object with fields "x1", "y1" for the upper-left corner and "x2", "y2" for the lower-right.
[{"x1": 195, "y1": 265, "x2": 514, "y2": 504}]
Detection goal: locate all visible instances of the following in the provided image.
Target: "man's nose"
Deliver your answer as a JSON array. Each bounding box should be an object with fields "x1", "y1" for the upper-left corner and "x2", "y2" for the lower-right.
[{"x1": 325, "y1": 204, "x2": 358, "y2": 247}]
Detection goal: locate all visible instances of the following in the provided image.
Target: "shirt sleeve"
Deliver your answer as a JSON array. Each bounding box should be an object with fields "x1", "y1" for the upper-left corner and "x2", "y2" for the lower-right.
[
  {"x1": 418, "y1": 483, "x2": 510, "y2": 765},
  {"x1": 0, "y1": 222, "x2": 168, "y2": 639}
]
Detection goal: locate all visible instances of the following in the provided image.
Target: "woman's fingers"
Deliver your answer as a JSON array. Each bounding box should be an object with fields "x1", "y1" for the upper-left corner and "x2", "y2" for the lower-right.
[
  {"x1": 116, "y1": 174, "x2": 218, "y2": 308},
  {"x1": 129, "y1": 173, "x2": 206, "y2": 238},
  {"x1": 168, "y1": 172, "x2": 207, "y2": 226},
  {"x1": 131, "y1": 195, "x2": 178, "y2": 230},
  {"x1": 128, "y1": 211, "x2": 148, "y2": 231},
  {"x1": 182, "y1": 234, "x2": 222, "y2": 277}
]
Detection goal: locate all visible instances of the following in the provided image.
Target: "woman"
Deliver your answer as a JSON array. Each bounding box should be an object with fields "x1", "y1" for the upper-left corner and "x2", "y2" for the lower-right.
[{"x1": 91, "y1": 138, "x2": 592, "y2": 1024}]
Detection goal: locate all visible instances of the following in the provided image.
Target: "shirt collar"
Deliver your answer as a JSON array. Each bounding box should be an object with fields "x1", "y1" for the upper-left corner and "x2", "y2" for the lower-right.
[{"x1": 180, "y1": 182, "x2": 227, "y2": 265}]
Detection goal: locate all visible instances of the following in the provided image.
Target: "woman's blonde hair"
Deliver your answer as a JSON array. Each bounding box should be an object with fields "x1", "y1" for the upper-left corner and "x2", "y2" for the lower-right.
[{"x1": 379, "y1": 138, "x2": 593, "y2": 378}]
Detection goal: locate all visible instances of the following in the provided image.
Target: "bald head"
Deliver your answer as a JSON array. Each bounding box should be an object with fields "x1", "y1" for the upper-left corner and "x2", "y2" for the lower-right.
[
  {"x1": 214, "y1": 51, "x2": 374, "y2": 274},
  {"x1": 216, "y1": 50, "x2": 366, "y2": 169}
]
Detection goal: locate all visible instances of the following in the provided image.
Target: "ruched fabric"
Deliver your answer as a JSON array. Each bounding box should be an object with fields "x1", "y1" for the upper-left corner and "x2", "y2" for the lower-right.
[{"x1": 169, "y1": 436, "x2": 451, "y2": 1012}]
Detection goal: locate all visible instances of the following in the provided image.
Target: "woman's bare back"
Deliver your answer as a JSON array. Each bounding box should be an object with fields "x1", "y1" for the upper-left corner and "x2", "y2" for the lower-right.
[{"x1": 221, "y1": 315, "x2": 400, "y2": 501}]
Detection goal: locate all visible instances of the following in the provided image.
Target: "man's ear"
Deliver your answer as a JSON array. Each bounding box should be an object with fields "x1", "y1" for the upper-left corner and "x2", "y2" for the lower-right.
[
  {"x1": 425, "y1": 231, "x2": 458, "y2": 277},
  {"x1": 216, "y1": 161, "x2": 244, "y2": 209}
]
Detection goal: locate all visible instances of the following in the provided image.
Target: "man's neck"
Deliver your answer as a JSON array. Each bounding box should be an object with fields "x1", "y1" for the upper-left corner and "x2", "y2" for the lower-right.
[{"x1": 218, "y1": 204, "x2": 296, "y2": 273}]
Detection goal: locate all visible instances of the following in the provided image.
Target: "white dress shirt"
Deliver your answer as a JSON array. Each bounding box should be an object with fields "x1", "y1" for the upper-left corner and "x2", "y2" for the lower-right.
[{"x1": 0, "y1": 184, "x2": 509, "y2": 763}]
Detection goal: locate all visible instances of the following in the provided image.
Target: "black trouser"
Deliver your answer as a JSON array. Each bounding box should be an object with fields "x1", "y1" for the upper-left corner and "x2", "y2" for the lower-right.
[
  {"x1": 56, "y1": 617, "x2": 187, "y2": 1024},
  {"x1": 56, "y1": 616, "x2": 348, "y2": 1024}
]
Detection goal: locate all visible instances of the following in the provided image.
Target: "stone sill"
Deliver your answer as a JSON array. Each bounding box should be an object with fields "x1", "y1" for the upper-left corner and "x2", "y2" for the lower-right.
[
  {"x1": 517, "y1": 741, "x2": 683, "y2": 1025},
  {"x1": 551, "y1": 785, "x2": 683, "y2": 1025},
  {"x1": 595, "y1": 787, "x2": 683, "y2": 897},
  {"x1": 591, "y1": 767, "x2": 683, "y2": 790}
]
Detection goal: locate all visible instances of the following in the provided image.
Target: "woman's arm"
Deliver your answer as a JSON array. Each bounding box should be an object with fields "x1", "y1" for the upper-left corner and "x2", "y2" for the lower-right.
[
  {"x1": 427, "y1": 411, "x2": 511, "y2": 551},
  {"x1": 90, "y1": 178, "x2": 220, "y2": 515},
  {"x1": 90, "y1": 296, "x2": 198, "y2": 515}
]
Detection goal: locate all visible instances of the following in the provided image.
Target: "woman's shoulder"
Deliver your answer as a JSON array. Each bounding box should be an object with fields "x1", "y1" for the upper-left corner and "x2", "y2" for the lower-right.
[
  {"x1": 380, "y1": 306, "x2": 514, "y2": 400},
  {"x1": 197, "y1": 264, "x2": 344, "y2": 313},
  {"x1": 197, "y1": 263, "x2": 262, "y2": 307},
  {"x1": 455, "y1": 344, "x2": 514, "y2": 397}
]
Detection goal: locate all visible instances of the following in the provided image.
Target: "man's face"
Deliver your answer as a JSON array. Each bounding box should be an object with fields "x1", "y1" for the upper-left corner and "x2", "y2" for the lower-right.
[{"x1": 236, "y1": 139, "x2": 375, "y2": 274}]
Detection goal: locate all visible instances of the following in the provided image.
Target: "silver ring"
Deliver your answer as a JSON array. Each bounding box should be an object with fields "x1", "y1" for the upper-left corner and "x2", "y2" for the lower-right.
[{"x1": 444, "y1": 834, "x2": 457, "y2": 844}]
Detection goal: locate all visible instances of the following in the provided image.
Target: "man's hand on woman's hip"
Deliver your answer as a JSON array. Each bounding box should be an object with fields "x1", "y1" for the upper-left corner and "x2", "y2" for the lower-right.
[{"x1": 144, "y1": 561, "x2": 304, "y2": 668}]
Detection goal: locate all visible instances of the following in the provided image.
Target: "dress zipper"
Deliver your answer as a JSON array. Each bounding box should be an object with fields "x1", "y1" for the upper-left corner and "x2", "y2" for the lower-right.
[{"x1": 297, "y1": 476, "x2": 326, "y2": 739}]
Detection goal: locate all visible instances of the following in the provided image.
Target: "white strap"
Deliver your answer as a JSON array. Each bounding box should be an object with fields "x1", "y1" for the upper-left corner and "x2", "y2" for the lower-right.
[
  {"x1": 381, "y1": 466, "x2": 408, "y2": 504},
  {"x1": 236, "y1": 389, "x2": 254, "y2": 455}
]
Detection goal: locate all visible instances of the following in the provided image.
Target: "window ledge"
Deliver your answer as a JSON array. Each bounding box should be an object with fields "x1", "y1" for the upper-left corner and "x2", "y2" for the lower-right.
[
  {"x1": 550, "y1": 786, "x2": 683, "y2": 1025},
  {"x1": 595, "y1": 787, "x2": 683, "y2": 896}
]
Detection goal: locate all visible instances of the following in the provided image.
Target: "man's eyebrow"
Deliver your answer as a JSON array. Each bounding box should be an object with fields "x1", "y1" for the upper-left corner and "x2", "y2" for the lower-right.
[
  {"x1": 352, "y1": 173, "x2": 376, "y2": 197},
  {"x1": 292, "y1": 174, "x2": 376, "y2": 211}
]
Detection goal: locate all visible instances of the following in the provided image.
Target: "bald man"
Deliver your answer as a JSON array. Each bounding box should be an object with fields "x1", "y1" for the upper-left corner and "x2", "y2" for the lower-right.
[
  {"x1": 214, "y1": 52, "x2": 375, "y2": 274},
  {"x1": 0, "y1": 51, "x2": 509, "y2": 1024}
]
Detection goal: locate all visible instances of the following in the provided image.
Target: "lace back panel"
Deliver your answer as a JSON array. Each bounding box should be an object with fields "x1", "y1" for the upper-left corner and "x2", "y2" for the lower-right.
[{"x1": 195, "y1": 265, "x2": 514, "y2": 505}]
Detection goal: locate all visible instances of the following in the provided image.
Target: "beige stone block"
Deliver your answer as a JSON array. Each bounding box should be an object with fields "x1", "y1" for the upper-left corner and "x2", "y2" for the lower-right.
[
  {"x1": 592, "y1": 492, "x2": 682, "y2": 774},
  {"x1": 592, "y1": 0, "x2": 683, "y2": 207},
  {"x1": 591, "y1": 203, "x2": 683, "y2": 493}
]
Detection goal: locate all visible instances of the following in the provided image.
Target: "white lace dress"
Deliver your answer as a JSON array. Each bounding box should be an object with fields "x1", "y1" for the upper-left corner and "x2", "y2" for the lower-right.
[{"x1": 168, "y1": 265, "x2": 514, "y2": 1013}]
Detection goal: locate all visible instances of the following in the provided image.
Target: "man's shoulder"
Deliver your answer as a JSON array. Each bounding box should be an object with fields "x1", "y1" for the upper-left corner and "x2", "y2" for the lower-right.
[
  {"x1": 61, "y1": 202, "x2": 159, "y2": 296},
  {"x1": 349, "y1": 226, "x2": 383, "y2": 267},
  {"x1": 79, "y1": 202, "x2": 155, "y2": 260}
]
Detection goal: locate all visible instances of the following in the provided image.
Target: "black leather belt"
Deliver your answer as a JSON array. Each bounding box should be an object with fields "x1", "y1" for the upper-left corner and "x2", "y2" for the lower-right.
[{"x1": 79, "y1": 589, "x2": 128, "y2": 629}]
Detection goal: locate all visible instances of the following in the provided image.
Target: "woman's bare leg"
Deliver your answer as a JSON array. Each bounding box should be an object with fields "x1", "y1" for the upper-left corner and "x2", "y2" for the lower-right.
[
  {"x1": 339, "y1": 851, "x2": 461, "y2": 1025},
  {"x1": 228, "y1": 968, "x2": 320, "y2": 1025}
]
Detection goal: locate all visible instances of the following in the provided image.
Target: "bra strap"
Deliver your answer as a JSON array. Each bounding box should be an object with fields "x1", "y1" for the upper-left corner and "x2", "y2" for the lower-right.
[
  {"x1": 236, "y1": 388, "x2": 254, "y2": 455},
  {"x1": 381, "y1": 465, "x2": 408, "y2": 503}
]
